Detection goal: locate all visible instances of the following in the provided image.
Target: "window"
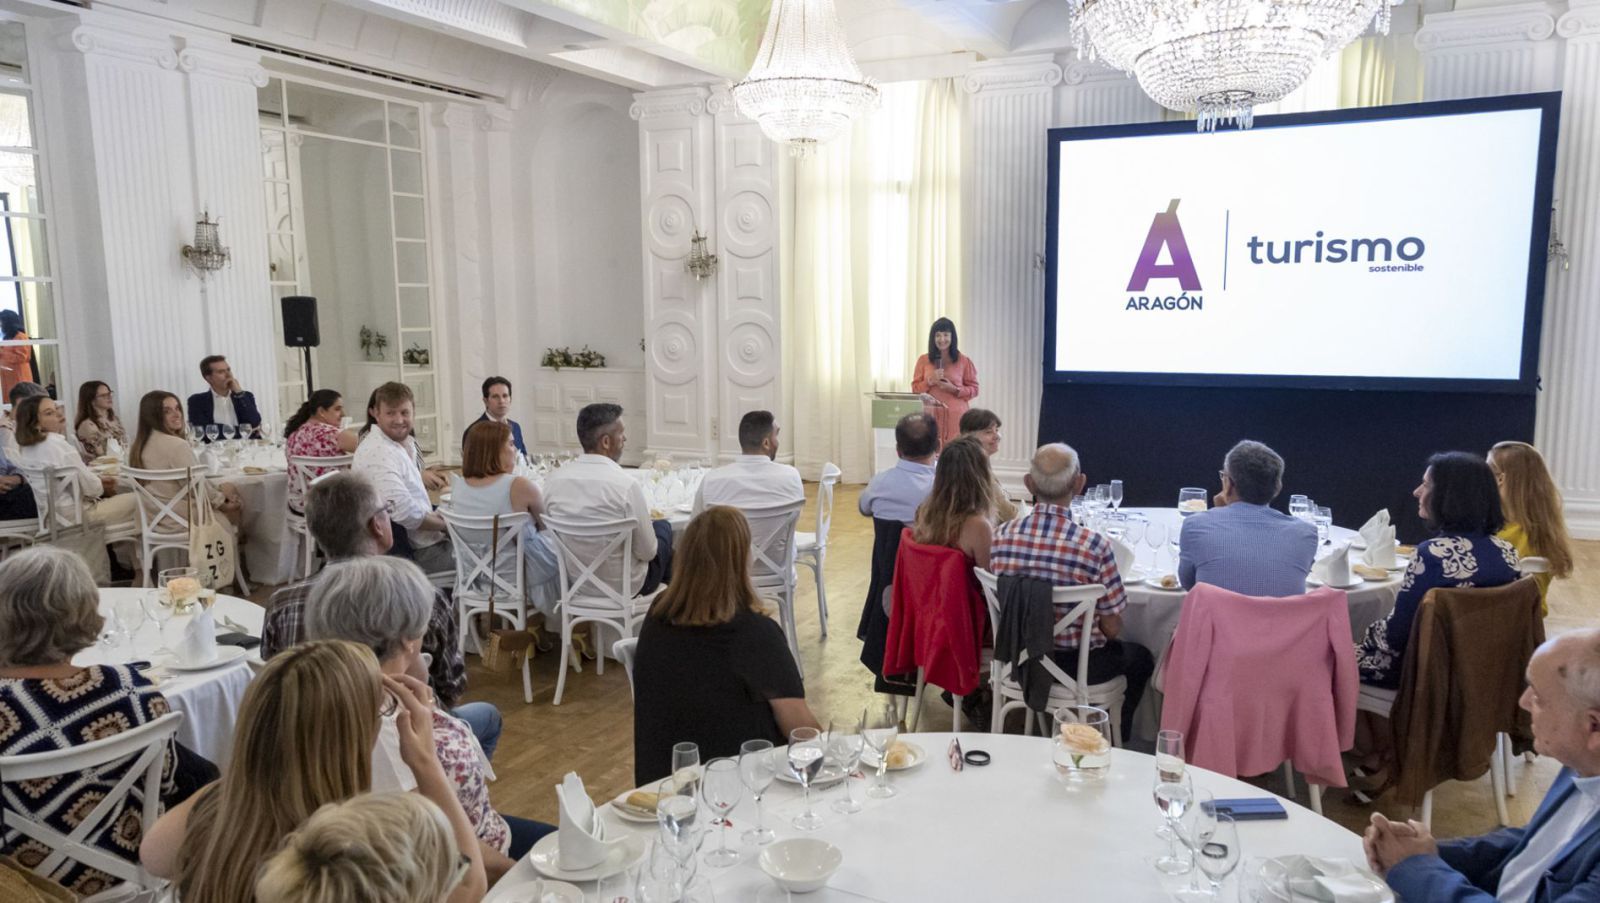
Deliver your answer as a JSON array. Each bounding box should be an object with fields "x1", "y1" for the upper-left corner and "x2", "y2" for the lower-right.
[{"x1": 0, "y1": 20, "x2": 60, "y2": 404}]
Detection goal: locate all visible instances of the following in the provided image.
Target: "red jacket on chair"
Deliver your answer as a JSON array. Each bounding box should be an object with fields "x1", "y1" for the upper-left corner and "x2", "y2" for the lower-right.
[{"x1": 884, "y1": 530, "x2": 987, "y2": 697}]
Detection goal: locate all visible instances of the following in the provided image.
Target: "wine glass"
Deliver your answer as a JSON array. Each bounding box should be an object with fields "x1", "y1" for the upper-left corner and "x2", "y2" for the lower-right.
[
  {"x1": 1154, "y1": 730, "x2": 1185, "y2": 841},
  {"x1": 862, "y1": 701, "x2": 900, "y2": 799},
  {"x1": 203, "y1": 424, "x2": 219, "y2": 444},
  {"x1": 1178, "y1": 487, "x2": 1207, "y2": 516},
  {"x1": 634, "y1": 841, "x2": 686, "y2": 903},
  {"x1": 656, "y1": 779, "x2": 701, "y2": 875},
  {"x1": 829, "y1": 711, "x2": 867, "y2": 814},
  {"x1": 788, "y1": 727, "x2": 825, "y2": 831},
  {"x1": 1194, "y1": 814, "x2": 1241, "y2": 899},
  {"x1": 144, "y1": 588, "x2": 177, "y2": 658},
  {"x1": 738, "y1": 739, "x2": 777, "y2": 846},
  {"x1": 671, "y1": 741, "x2": 701, "y2": 799},
  {"x1": 1110, "y1": 479, "x2": 1124, "y2": 511},
  {"x1": 113, "y1": 594, "x2": 147, "y2": 656},
  {"x1": 700, "y1": 758, "x2": 742, "y2": 868},
  {"x1": 1144, "y1": 522, "x2": 1168, "y2": 575},
  {"x1": 1154, "y1": 769, "x2": 1193, "y2": 875},
  {"x1": 1175, "y1": 788, "x2": 1219, "y2": 902}
]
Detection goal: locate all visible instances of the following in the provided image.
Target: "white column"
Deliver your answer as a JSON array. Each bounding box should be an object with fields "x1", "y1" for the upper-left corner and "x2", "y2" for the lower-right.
[
  {"x1": 964, "y1": 54, "x2": 1062, "y2": 486},
  {"x1": 1414, "y1": 2, "x2": 1563, "y2": 99},
  {"x1": 432, "y1": 101, "x2": 492, "y2": 456},
  {"x1": 1056, "y1": 60, "x2": 1163, "y2": 128},
  {"x1": 632, "y1": 88, "x2": 716, "y2": 462},
  {"x1": 708, "y1": 88, "x2": 783, "y2": 463},
  {"x1": 1538, "y1": 0, "x2": 1600, "y2": 536}
]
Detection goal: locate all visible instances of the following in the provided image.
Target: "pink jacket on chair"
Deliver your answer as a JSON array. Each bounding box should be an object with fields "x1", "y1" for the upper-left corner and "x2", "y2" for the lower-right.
[{"x1": 1159, "y1": 583, "x2": 1357, "y2": 788}]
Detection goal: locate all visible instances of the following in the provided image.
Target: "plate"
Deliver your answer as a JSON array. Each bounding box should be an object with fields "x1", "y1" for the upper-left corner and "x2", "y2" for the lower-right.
[
  {"x1": 860, "y1": 740, "x2": 925, "y2": 771},
  {"x1": 167, "y1": 645, "x2": 250, "y2": 672},
  {"x1": 1143, "y1": 576, "x2": 1183, "y2": 592},
  {"x1": 492, "y1": 878, "x2": 584, "y2": 903},
  {"x1": 1249, "y1": 856, "x2": 1393, "y2": 903},
  {"x1": 608, "y1": 790, "x2": 660, "y2": 824},
  {"x1": 1306, "y1": 576, "x2": 1365, "y2": 590},
  {"x1": 529, "y1": 832, "x2": 647, "y2": 883}
]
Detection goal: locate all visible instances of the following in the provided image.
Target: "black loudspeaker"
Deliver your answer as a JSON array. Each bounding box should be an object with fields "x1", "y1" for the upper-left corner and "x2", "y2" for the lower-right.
[{"x1": 281, "y1": 295, "x2": 320, "y2": 348}]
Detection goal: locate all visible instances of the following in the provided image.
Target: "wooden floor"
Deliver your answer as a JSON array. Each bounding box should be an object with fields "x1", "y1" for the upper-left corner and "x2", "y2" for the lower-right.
[{"x1": 261, "y1": 483, "x2": 1599, "y2": 841}]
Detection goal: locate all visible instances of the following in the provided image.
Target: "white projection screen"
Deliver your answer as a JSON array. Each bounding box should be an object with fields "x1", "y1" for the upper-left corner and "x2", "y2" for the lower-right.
[{"x1": 1043, "y1": 94, "x2": 1561, "y2": 392}]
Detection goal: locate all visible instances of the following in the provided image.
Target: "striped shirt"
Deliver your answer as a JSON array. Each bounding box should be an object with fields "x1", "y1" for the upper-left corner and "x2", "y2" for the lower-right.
[{"x1": 990, "y1": 503, "x2": 1127, "y2": 650}]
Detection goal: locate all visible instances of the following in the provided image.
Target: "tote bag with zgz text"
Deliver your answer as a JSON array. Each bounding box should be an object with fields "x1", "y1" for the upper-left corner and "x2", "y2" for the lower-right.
[{"x1": 187, "y1": 468, "x2": 236, "y2": 588}]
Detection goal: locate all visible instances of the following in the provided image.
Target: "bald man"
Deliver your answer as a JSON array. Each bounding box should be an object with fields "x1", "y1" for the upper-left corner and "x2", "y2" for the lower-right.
[{"x1": 1368, "y1": 628, "x2": 1600, "y2": 903}]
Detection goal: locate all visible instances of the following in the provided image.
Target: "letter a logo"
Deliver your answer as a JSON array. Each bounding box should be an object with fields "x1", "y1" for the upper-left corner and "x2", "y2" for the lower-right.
[{"x1": 1127, "y1": 199, "x2": 1202, "y2": 292}]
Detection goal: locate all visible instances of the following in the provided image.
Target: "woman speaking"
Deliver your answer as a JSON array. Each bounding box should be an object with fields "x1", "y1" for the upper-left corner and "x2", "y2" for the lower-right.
[{"x1": 911, "y1": 317, "x2": 978, "y2": 447}]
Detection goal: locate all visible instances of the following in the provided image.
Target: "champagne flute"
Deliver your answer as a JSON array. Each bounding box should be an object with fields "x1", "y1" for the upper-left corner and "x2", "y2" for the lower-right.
[
  {"x1": 1194, "y1": 814, "x2": 1240, "y2": 899},
  {"x1": 1110, "y1": 479, "x2": 1124, "y2": 511},
  {"x1": 671, "y1": 741, "x2": 701, "y2": 799},
  {"x1": 788, "y1": 727, "x2": 825, "y2": 831},
  {"x1": 738, "y1": 739, "x2": 777, "y2": 846},
  {"x1": 1154, "y1": 730, "x2": 1185, "y2": 840},
  {"x1": 1154, "y1": 769, "x2": 1194, "y2": 875},
  {"x1": 829, "y1": 711, "x2": 867, "y2": 814},
  {"x1": 700, "y1": 758, "x2": 742, "y2": 867},
  {"x1": 862, "y1": 701, "x2": 901, "y2": 799}
]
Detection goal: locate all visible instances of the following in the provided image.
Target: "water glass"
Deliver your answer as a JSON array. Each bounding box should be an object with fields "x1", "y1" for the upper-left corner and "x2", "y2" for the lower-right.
[
  {"x1": 1051, "y1": 705, "x2": 1111, "y2": 784},
  {"x1": 1289, "y1": 494, "x2": 1310, "y2": 519},
  {"x1": 738, "y1": 740, "x2": 777, "y2": 846},
  {"x1": 1154, "y1": 730, "x2": 1185, "y2": 841},
  {"x1": 700, "y1": 758, "x2": 742, "y2": 868},
  {"x1": 828, "y1": 712, "x2": 867, "y2": 815},
  {"x1": 788, "y1": 727, "x2": 825, "y2": 831},
  {"x1": 1154, "y1": 769, "x2": 1194, "y2": 875},
  {"x1": 671, "y1": 741, "x2": 701, "y2": 799},
  {"x1": 862, "y1": 702, "x2": 901, "y2": 799},
  {"x1": 1110, "y1": 479, "x2": 1124, "y2": 511},
  {"x1": 1177, "y1": 487, "x2": 1207, "y2": 515},
  {"x1": 1314, "y1": 506, "x2": 1333, "y2": 544}
]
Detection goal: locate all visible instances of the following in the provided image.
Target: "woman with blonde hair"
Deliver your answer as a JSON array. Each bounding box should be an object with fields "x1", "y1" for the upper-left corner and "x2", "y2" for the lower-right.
[
  {"x1": 633, "y1": 506, "x2": 821, "y2": 784},
  {"x1": 140, "y1": 639, "x2": 485, "y2": 903},
  {"x1": 1489, "y1": 440, "x2": 1574, "y2": 613},
  {"x1": 254, "y1": 792, "x2": 469, "y2": 903},
  {"x1": 912, "y1": 435, "x2": 996, "y2": 569}
]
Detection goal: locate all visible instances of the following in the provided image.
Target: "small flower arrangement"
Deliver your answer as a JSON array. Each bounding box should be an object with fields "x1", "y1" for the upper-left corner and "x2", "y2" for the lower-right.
[
  {"x1": 1059, "y1": 722, "x2": 1111, "y2": 765},
  {"x1": 542, "y1": 345, "x2": 607, "y2": 370}
]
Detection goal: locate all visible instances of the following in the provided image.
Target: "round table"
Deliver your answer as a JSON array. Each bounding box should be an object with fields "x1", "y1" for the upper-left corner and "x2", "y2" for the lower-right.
[
  {"x1": 483, "y1": 732, "x2": 1369, "y2": 902},
  {"x1": 77, "y1": 588, "x2": 265, "y2": 766}
]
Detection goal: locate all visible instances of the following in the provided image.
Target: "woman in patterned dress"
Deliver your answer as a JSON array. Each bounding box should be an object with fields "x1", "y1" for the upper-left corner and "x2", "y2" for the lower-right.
[{"x1": 283, "y1": 389, "x2": 359, "y2": 515}]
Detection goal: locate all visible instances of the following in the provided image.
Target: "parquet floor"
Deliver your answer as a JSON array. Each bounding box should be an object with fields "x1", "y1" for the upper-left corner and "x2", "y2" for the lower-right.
[{"x1": 258, "y1": 483, "x2": 1600, "y2": 841}]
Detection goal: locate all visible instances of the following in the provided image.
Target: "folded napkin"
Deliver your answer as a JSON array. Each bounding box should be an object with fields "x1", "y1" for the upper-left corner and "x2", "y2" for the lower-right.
[
  {"x1": 1107, "y1": 535, "x2": 1136, "y2": 578},
  {"x1": 554, "y1": 772, "x2": 623, "y2": 870},
  {"x1": 1312, "y1": 542, "x2": 1356, "y2": 588},
  {"x1": 1276, "y1": 856, "x2": 1390, "y2": 903},
  {"x1": 1356, "y1": 510, "x2": 1388, "y2": 548},
  {"x1": 179, "y1": 608, "x2": 218, "y2": 666},
  {"x1": 1358, "y1": 509, "x2": 1397, "y2": 568}
]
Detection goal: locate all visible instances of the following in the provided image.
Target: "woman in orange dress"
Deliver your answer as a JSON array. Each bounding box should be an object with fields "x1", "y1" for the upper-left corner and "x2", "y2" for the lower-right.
[
  {"x1": 0, "y1": 310, "x2": 32, "y2": 401},
  {"x1": 910, "y1": 317, "x2": 978, "y2": 447}
]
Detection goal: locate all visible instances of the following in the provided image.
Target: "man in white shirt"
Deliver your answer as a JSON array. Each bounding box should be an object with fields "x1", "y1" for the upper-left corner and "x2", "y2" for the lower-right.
[
  {"x1": 1368, "y1": 627, "x2": 1600, "y2": 903},
  {"x1": 186, "y1": 355, "x2": 262, "y2": 435},
  {"x1": 352, "y1": 381, "x2": 453, "y2": 575},
  {"x1": 543, "y1": 403, "x2": 673, "y2": 595},
  {"x1": 693, "y1": 410, "x2": 804, "y2": 515}
]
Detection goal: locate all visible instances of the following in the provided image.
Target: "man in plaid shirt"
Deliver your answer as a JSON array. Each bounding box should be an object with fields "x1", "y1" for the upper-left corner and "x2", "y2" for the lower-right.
[{"x1": 991, "y1": 443, "x2": 1154, "y2": 741}]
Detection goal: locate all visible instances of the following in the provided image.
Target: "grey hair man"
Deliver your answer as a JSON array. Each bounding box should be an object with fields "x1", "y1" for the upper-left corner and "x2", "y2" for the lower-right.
[{"x1": 1177, "y1": 439, "x2": 1318, "y2": 597}]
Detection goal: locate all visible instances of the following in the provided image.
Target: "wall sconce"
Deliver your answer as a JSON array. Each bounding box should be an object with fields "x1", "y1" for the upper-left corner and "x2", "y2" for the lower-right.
[
  {"x1": 686, "y1": 230, "x2": 718, "y2": 280},
  {"x1": 181, "y1": 211, "x2": 232, "y2": 277},
  {"x1": 1548, "y1": 200, "x2": 1571, "y2": 272}
]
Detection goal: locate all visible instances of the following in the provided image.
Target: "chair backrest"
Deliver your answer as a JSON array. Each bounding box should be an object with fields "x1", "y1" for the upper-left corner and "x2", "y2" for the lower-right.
[
  {"x1": 542, "y1": 514, "x2": 642, "y2": 606},
  {"x1": 441, "y1": 510, "x2": 530, "y2": 603},
  {"x1": 289, "y1": 453, "x2": 354, "y2": 498},
  {"x1": 613, "y1": 637, "x2": 639, "y2": 700},
  {"x1": 813, "y1": 462, "x2": 842, "y2": 546},
  {"x1": 744, "y1": 499, "x2": 805, "y2": 586},
  {"x1": 121, "y1": 466, "x2": 197, "y2": 537},
  {"x1": 1517, "y1": 555, "x2": 1550, "y2": 576},
  {"x1": 18, "y1": 464, "x2": 85, "y2": 534},
  {"x1": 974, "y1": 567, "x2": 1105, "y2": 701},
  {"x1": 0, "y1": 711, "x2": 183, "y2": 888}
]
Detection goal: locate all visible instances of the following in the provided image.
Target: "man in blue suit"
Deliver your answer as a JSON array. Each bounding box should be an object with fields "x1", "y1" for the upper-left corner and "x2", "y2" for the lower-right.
[
  {"x1": 186, "y1": 355, "x2": 261, "y2": 435},
  {"x1": 461, "y1": 375, "x2": 526, "y2": 457},
  {"x1": 1367, "y1": 627, "x2": 1600, "y2": 902}
]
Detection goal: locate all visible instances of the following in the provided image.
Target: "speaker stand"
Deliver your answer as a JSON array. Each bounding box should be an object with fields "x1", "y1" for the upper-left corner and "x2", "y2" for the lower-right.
[{"x1": 301, "y1": 347, "x2": 315, "y2": 399}]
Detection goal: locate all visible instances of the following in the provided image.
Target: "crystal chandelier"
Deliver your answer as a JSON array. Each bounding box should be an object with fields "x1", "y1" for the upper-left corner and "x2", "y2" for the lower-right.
[
  {"x1": 1068, "y1": 0, "x2": 1398, "y2": 132},
  {"x1": 730, "y1": 0, "x2": 879, "y2": 155},
  {"x1": 180, "y1": 211, "x2": 231, "y2": 277}
]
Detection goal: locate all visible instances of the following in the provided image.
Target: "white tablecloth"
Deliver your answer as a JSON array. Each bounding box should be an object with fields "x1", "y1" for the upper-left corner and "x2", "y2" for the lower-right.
[
  {"x1": 78, "y1": 588, "x2": 265, "y2": 766},
  {"x1": 484, "y1": 732, "x2": 1367, "y2": 902},
  {"x1": 228, "y1": 467, "x2": 295, "y2": 585}
]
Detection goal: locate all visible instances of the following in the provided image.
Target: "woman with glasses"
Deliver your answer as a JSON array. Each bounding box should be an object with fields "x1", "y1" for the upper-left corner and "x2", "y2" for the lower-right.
[{"x1": 73, "y1": 380, "x2": 127, "y2": 462}]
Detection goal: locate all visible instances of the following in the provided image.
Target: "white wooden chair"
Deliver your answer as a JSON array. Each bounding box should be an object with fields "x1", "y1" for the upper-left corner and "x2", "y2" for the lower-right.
[
  {"x1": 614, "y1": 636, "x2": 639, "y2": 701},
  {"x1": 744, "y1": 499, "x2": 806, "y2": 678},
  {"x1": 544, "y1": 514, "x2": 664, "y2": 705},
  {"x1": 1355, "y1": 684, "x2": 1510, "y2": 828},
  {"x1": 974, "y1": 568, "x2": 1129, "y2": 747},
  {"x1": 121, "y1": 467, "x2": 249, "y2": 595},
  {"x1": 442, "y1": 510, "x2": 535, "y2": 704},
  {"x1": 0, "y1": 711, "x2": 183, "y2": 899},
  {"x1": 287, "y1": 453, "x2": 354, "y2": 579},
  {"x1": 793, "y1": 463, "x2": 841, "y2": 638}
]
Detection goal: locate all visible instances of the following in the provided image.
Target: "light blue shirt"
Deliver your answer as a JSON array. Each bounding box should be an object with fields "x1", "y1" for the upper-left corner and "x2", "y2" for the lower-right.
[
  {"x1": 0, "y1": 441, "x2": 15, "y2": 477},
  {"x1": 1178, "y1": 501, "x2": 1319, "y2": 597},
  {"x1": 857, "y1": 458, "x2": 935, "y2": 524},
  {"x1": 1497, "y1": 773, "x2": 1600, "y2": 903}
]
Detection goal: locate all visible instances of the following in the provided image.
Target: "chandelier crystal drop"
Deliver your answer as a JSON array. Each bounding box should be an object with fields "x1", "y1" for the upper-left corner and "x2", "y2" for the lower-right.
[
  {"x1": 1068, "y1": 0, "x2": 1398, "y2": 132},
  {"x1": 730, "y1": 0, "x2": 880, "y2": 155}
]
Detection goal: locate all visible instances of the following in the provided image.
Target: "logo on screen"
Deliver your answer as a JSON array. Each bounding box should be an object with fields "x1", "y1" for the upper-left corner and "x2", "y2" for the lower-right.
[{"x1": 1127, "y1": 199, "x2": 1202, "y2": 292}]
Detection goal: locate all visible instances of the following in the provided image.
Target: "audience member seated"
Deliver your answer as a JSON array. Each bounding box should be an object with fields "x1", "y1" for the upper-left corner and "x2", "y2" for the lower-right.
[
  {"x1": 0, "y1": 381, "x2": 47, "y2": 461},
  {"x1": 693, "y1": 410, "x2": 804, "y2": 514},
  {"x1": 912, "y1": 436, "x2": 995, "y2": 570},
  {"x1": 304, "y1": 558, "x2": 554, "y2": 882},
  {"x1": 284, "y1": 389, "x2": 359, "y2": 515},
  {"x1": 452, "y1": 420, "x2": 559, "y2": 618},
  {"x1": 1366, "y1": 628, "x2": 1600, "y2": 902},
  {"x1": 991, "y1": 443, "x2": 1153, "y2": 742},
  {"x1": 0, "y1": 548, "x2": 198, "y2": 896},
  {"x1": 260, "y1": 472, "x2": 473, "y2": 722},
  {"x1": 0, "y1": 437, "x2": 36, "y2": 523},
  {"x1": 12, "y1": 394, "x2": 137, "y2": 532},
  {"x1": 354, "y1": 381, "x2": 453, "y2": 574},
  {"x1": 255, "y1": 792, "x2": 480, "y2": 903},
  {"x1": 73, "y1": 380, "x2": 126, "y2": 462},
  {"x1": 1490, "y1": 440, "x2": 1574, "y2": 615},
  {"x1": 958, "y1": 408, "x2": 1018, "y2": 522},
  {"x1": 185, "y1": 354, "x2": 261, "y2": 434},
  {"x1": 141, "y1": 640, "x2": 486, "y2": 903},
  {"x1": 128, "y1": 391, "x2": 243, "y2": 528},
  {"x1": 633, "y1": 506, "x2": 820, "y2": 785},
  {"x1": 543, "y1": 403, "x2": 673, "y2": 595},
  {"x1": 1178, "y1": 439, "x2": 1317, "y2": 596},
  {"x1": 858, "y1": 412, "x2": 938, "y2": 523},
  {"x1": 462, "y1": 376, "x2": 526, "y2": 459}
]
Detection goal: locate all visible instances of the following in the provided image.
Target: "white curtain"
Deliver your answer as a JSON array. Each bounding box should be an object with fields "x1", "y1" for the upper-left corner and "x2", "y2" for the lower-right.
[{"x1": 783, "y1": 79, "x2": 965, "y2": 482}]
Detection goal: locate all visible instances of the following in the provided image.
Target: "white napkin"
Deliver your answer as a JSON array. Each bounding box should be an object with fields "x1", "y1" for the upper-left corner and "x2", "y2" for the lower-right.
[
  {"x1": 1108, "y1": 535, "x2": 1136, "y2": 578},
  {"x1": 1357, "y1": 510, "x2": 1397, "y2": 568},
  {"x1": 554, "y1": 772, "x2": 623, "y2": 870},
  {"x1": 1312, "y1": 541, "x2": 1356, "y2": 588},
  {"x1": 179, "y1": 608, "x2": 218, "y2": 666},
  {"x1": 1356, "y1": 510, "x2": 1389, "y2": 548},
  {"x1": 1277, "y1": 856, "x2": 1390, "y2": 903}
]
